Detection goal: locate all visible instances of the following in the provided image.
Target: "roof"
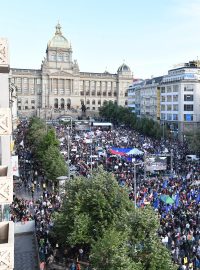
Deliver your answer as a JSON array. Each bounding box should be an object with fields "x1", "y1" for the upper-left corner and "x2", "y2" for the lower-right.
[{"x1": 48, "y1": 23, "x2": 69, "y2": 49}]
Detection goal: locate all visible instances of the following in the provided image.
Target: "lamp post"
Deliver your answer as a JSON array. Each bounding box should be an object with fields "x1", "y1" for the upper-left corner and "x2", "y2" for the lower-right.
[
  {"x1": 133, "y1": 163, "x2": 141, "y2": 209},
  {"x1": 65, "y1": 116, "x2": 73, "y2": 179}
]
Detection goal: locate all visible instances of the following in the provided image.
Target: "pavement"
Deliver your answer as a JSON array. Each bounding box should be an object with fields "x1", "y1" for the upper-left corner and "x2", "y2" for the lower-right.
[{"x1": 14, "y1": 233, "x2": 39, "y2": 270}]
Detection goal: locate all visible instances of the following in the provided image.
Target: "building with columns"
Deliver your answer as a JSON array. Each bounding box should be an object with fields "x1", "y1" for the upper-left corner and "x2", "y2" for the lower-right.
[{"x1": 10, "y1": 23, "x2": 133, "y2": 118}]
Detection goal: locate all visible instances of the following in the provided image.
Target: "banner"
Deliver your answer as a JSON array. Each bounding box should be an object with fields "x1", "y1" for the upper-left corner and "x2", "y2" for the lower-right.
[
  {"x1": 146, "y1": 156, "x2": 167, "y2": 172},
  {"x1": 11, "y1": 155, "x2": 19, "y2": 177}
]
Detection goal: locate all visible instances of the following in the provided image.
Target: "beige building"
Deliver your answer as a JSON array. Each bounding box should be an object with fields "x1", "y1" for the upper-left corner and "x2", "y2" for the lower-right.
[{"x1": 10, "y1": 23, "x2": 133, "y2": 118}]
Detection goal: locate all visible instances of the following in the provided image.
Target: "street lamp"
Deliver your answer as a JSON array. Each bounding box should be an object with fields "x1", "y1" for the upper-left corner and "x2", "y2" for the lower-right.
[{"x1": 133, "y1": 163, "x2": 142, "y2": 209}]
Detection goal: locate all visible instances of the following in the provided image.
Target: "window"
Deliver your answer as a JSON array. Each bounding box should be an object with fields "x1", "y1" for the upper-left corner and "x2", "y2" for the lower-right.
[
  {"x1": 167, "y1": 114, "x2": 172, "y2": 120},
  {"x1": 173, "y1": 95, "x2": 178, "y2": 102},
  {"x1": 167, "y1": 96, "x2": 172, "y2": 102},
  {"x1": 57, "y1": 53, "x2": 63, "y2": 62},
  {"x1": 184, "y1": 84, "x2": 194, "y2": 91},
  {"x1": 108, "y1": 92, "x2": 112, "y2": 96},
  {"x1": 91, "y1": 91, "x2": 95, "y2": 96},
  {"x1": 173, "y1": 114, "x2": 178, "y2": 121},
  {"x1": 92, "y1": 100, "x2": 95, "y2": 105},
  {"x1": 31, "y1": 100, "x2": 35, "y2": 104},
  {"x1": 25, "y1": 99, "x2": 28, "y2": 104},
  {"x1": 103, "y1": 92, "x2": 106, "y2": 96},
  {"x1": 97, "y1": 92, "x2": 101, "y2": 96},
  {"x1": 32, "y1": 106, "x2": 35, "y2": 109},
  {"x1": 92, "y1": 107, "x2": 95, "y2": 110},
  {"x1": 60, "y1": 89, "x2": 64, "y2": 95},
  {"x1": 18, "y1": 106, "x2": 21, "y2": 110},
  {"x1": 36, "y1": 78, "x2": 41, "y2": 84},
  {"x1": 114, "y1": 92, "x2": 117, "y2": 96},
  {"x1": 30, "y1": 88, "x2": 35, "y2": 94},
  {"x1": 54, "y1": 89, "x2": 58, "y2": 95},
  {"x1": 173, "y1": 85, "x2": 179, "y2": 92},
  {"x1": 17, "y1": 87, "x2": 22, "y2": 93},
  {"x1": 161, "y1": 113, "x2": 165, "y2": 120},
  {"x1": 184, "y1": 114, "x2": 193, "y2": 121},
  {"x1": 184, "y1": 104, "x2": 193, "y2": 111},
  {"x1": 16, "y1": 78, "x2": 21, "y2": 83},
  {"x1": 98, "y1": 100, "x2": 101, "y2": 105},
  {"x1": 161, "y1": 96, "x2": 165, "y2": 102},
  {"x1": 167, "y1": 86, "x2": 171, "y2": 93},
  {"x1": 161, "y1": 87, "x2": 165, "y2": 93},
  {"x1": 184, "y1": 95, "x2": 193, "y2": 101},
  {"x1": 167, "y1": 105, "x2": 172, "y2": 111},
  {"x1": 173, "y1": 104, "x2": 178, "y2": 111},
  {"x1": 24, "y1": 78, "x2": 28, "y2": 83},
  {"x1": 125, "y1": 100, "x2": 128, "y2": 106},
  {"x1": 161, "y1": 105, "x2": 165, "y2": 111},
  {"x1": 25, "y1": 106, "x2": 29, "y2": 110}
]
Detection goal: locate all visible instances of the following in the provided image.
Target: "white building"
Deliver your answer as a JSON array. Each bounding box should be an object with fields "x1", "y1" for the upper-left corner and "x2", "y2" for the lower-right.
[
  {"x1": 10, "y1": 23, "x2": 133, "y2": 119},
  {"x1": 160, "y1": 61, "x2": 200, "y2": 137}
]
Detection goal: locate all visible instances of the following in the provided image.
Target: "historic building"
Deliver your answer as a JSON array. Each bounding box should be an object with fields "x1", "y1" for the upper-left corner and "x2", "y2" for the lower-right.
[{"x1": 10, "y1": 23, "x2": 133, "y2": 118}]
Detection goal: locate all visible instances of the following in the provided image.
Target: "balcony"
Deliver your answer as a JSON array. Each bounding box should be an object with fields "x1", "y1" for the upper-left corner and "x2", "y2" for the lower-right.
[
  {"x1": 0, "y1": 222, "x2": 14, "y2": 269},
  {"x1": 0, "y1": 166, "x2": 12, "y2": 204}
]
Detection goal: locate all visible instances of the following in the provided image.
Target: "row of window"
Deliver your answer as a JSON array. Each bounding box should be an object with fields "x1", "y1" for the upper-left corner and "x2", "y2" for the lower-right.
[
  {"x1": 18, "y1": 99, "x2": 35, "y2": 104},
  {"x1": 13, "y1": 78, "x2": 41, "y2": 84},
  {"x1": 161, "y1": 95, "x2": 178, "y2": 102},
  {"x1": 80, "y1": 91, "x2": 118, "y2": 97},
  {"x1": 161, "y1": 104, "x2": 194, "y2": 111},
  {"x1": 161, "y1": 113, "x2": 195, "y2": 121}
]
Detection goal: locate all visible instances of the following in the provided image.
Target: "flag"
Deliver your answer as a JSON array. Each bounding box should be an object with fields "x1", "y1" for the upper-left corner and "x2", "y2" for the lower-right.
[
  {"x1": 162, "y1": 179, "x2": 168, "y2": 188},
  {"x1": 175, "y1": 193, "x2": 179, "y2": 208},
  {"x1": 153, "y1": 197, "x2": 159, "y2": 209},
  {"x1": 19, "y1": 140, "x2": 24, "y2": 148}
]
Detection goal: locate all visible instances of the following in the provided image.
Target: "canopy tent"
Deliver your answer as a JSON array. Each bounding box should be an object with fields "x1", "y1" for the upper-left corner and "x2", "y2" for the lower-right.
[
  {"x1": 160, "y1": 195, "x2": 174, "y2": 205},
  {"x1": 109, "y1": 148, "x2": 144, "y2": 157}
]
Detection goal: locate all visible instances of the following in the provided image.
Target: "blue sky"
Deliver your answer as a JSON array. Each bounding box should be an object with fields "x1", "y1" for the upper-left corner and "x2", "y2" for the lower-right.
[{"x1": 1, "y1": 0, "x2": 200, "y2": 78}]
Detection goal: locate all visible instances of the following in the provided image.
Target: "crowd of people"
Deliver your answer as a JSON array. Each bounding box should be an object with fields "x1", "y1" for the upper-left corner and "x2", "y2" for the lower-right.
[{"x1": 11, "y1": 120, "x2": 200, "y2": 270}]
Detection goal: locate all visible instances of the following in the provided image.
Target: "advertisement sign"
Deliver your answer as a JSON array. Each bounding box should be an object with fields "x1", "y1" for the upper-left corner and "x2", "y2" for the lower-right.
[{"x1": 11, "y1": 155, "x2": 19, "y2": 177}]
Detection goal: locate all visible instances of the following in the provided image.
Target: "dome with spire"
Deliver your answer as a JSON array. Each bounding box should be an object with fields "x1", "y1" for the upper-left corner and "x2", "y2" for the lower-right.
[
  {"x1": 117, "y1": 63, "x2": 131, "y2": 73},
  {"x1": 48, "y1": 23, "x2": 70, "y2": 49}
]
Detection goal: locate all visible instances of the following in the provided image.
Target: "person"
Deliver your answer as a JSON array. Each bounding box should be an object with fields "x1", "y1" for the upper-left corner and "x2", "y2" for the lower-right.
[
  {"x1": 76, "y1": 262, "x2": 81, "y2": 270},
  {"x1": 70, "y1": 262, "x2": 76, "y2": 270}
]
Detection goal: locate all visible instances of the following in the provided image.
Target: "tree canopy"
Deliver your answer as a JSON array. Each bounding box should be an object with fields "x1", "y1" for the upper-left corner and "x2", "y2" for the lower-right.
[
  {"x1": 53, "y1": 168, "x2": 177, "y2": 270},
  {"x1": 26, "y1": 117, "x2": 67, "y2": 181},
  {"x1": 99, "y1": 101, "x2": 168, "y2": 139}
]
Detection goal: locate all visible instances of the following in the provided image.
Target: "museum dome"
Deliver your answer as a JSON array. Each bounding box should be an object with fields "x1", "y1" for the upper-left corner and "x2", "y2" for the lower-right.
[
  {"x1": 48, "y1": 23, "x2": 69, "y2": 49},
  {"x1": 117, "y1": 63, "x2": 131, "y2": 73}
]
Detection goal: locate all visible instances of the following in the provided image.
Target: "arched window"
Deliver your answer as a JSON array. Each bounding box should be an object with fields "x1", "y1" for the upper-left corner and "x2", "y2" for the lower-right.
[
  {"x1": 54, "y1": 98, "x2": 58, "y2": 109},
  {"x1": 92, "y1": 100, "x2": 95, "y2": 105},
  {"x1": 98, "y1": 100, "x2": 101, "y2": 105},
  {"x1": 60, "y1": 98, "x2": 65, "y2": 109},
  {"x1": 67, "y1": 98, "x2": 71, "y2": 110},
  {"x1": 87, "y1": 100, "x2": 90, "y2": 104}
]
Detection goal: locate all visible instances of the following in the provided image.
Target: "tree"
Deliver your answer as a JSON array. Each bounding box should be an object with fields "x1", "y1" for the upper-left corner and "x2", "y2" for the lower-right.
[
  {"x1": 42, "y1": 145, "x2": 67, "y2": 181},
  {"x1": 186, "y1": 130, "x2": 200, "y2": 155},
  {"x1": 90, "y1": 228, "x2": 142, "y2": 270},
  {"x1": 53, "y1": 168, "x2": 177, "y2": 270},
  {"x1": 53, "y1": 168, "x2": 133, "y2": 247}
]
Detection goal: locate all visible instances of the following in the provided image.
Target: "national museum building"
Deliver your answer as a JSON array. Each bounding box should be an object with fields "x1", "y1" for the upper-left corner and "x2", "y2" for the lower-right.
[{"x1": 10, "y1": 23, "x2": 133, "y2": 118}]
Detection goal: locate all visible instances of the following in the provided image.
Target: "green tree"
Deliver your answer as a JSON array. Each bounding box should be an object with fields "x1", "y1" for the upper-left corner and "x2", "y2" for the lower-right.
[
  {"x1": 42, "y1": 145, "x2": 67, "y2": 181},
  {"x1": 90, "y1": 228, "x2": 142, "y2": 270},
  {"x1": 53, "y1": 168, "x2": 177, "y2": 270},
  {"x1": 53, "y1": 168, "x2": 133, "y2": 246},
  {"x1": 186, "y1": 130, "x2": 200, "y2": 155}
]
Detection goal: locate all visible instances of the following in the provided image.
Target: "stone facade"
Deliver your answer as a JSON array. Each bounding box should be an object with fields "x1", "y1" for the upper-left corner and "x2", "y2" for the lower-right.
[{"x1": 10, "y1": 23, "x2": 133, "y2": 118}]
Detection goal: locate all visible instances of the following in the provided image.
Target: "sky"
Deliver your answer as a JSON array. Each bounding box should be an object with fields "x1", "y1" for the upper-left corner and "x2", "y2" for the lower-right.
[{"x1": 1, "y1": 0, "x2": 200, "y2": 79}]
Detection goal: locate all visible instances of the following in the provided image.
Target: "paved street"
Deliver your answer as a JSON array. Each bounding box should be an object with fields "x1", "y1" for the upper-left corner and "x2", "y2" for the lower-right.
[{"x1": 14, "y1": 233, "x2": 39, "y2": 270}]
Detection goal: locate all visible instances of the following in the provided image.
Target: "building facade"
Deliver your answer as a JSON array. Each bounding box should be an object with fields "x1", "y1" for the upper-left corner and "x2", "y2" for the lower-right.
[
  {"x1": 160, "y1": 61, "x2": 200, "y2": 137},
  {"x1": 10, "y1": 23, "x2": 133, "y2": 118},
  {"x1": 0, "y1": 38, "x2": 14, "y2": 269},
  {"x1": 128, "y1": 61, "x2": 200, "y2": 137}
]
